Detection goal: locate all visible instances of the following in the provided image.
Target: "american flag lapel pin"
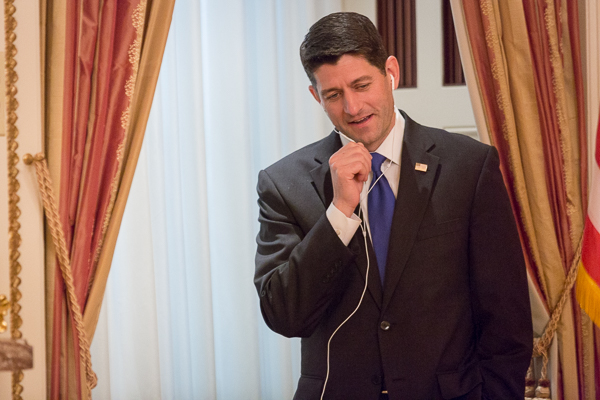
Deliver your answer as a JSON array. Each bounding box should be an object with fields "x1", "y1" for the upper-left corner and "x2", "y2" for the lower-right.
[{"x1": 415, "y1": 163, "x2": 428, "y2": 172}]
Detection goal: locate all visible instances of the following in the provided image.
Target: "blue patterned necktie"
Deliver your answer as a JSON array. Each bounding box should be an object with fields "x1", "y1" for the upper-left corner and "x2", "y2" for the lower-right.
[{"x1": 368, "y1": 153, "x2": 395, "y2": 285}]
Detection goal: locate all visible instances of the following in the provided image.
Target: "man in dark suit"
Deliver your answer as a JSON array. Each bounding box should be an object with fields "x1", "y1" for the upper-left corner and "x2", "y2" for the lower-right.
[{"x1": 254, "y1": 12, "x2": 532, "y2": 400}]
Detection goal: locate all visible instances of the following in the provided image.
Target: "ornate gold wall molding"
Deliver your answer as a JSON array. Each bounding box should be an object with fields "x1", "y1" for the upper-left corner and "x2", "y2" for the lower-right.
[{"x1": 4, "y1": 0, "x2": 24, "y2": 398}]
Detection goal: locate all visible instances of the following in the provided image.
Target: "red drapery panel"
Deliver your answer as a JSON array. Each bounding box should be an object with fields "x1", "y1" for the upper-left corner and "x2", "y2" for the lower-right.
[
  {"x1": 377, "y1": 0, "x2": 417, "y2": 88},
  {"x1": 460, "y1": 0, "x2": 546, "y2": 308},
  {"x1": 459, "y1": 1, "x2": 596, "y2": 399},
  {"x1": 519, "y1": 4, "x2": 589, "y2": 396},
  {"x1": 51, "y1": 0, "x2": 145, "y2": 398},
  {"x1": 442, "y1": 0, "x2": 466, "y2": 86}
]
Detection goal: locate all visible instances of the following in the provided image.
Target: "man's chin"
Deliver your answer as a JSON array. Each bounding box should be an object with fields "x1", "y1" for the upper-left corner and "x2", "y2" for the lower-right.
[{"x1": 344, "y1": 130, "x2": 378, "y2": 147}]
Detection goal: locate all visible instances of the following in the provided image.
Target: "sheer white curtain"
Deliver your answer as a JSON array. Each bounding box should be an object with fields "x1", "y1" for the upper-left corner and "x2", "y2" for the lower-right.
[{"x1": 90, "y1": 1, "x2": 345, "y2": 399}]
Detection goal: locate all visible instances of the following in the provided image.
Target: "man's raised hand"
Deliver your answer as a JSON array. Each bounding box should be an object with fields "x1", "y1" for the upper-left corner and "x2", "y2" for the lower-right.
[{"x1": 329, "y1": 142, "x2": 372, "y2": 217}]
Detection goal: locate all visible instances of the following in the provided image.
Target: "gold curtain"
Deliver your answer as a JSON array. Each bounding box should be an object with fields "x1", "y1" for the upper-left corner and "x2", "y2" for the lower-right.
[
  {"x1": 41, "y1": 0, "x2": 175, "y2": 398},
  {"x1": 451, "y1": 1, "x2": 597, "y2": 399}
]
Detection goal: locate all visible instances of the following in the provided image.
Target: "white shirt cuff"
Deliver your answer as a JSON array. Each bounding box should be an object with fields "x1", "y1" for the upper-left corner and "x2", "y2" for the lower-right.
[{"x1": 326, "y1": 203, "x2": 362, "y2": 246}]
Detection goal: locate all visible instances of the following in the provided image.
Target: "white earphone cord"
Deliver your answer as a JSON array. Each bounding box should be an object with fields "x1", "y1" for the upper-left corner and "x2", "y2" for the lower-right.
[
  {"x1": 320, "y1": 209, "x2": 370, "y2": 400},
  {"x1": 320, "y1": 116, "x2": 396, "y2": 399},
  {"x1": 320, "y1": 167, "x2": 393, "y2": 399}
]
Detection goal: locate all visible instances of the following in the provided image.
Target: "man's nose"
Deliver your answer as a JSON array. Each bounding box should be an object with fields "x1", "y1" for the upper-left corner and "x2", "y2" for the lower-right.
[{"x1": 343, "y1": 92, "x2": 361, "y2": 116}]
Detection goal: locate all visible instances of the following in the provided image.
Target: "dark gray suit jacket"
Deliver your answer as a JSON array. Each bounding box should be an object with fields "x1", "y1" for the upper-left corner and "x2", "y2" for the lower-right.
[{"x1": 255, "y1": 111, "x2": 532, "y2": 400}]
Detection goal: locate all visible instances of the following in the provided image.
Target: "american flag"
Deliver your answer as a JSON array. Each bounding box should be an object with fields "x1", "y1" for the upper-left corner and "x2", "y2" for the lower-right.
[{"x1": 576, "y1": 106, "x2": 600, "y2": 326}]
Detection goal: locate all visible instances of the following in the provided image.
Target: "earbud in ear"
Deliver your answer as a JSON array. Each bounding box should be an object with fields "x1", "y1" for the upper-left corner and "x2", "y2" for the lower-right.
[{"x1": 391, "y1": 75, "x2": 395, "y2": 90}]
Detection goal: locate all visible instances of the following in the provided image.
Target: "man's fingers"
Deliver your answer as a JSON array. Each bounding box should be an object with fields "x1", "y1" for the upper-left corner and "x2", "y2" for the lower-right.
[
  {"x1": 355, "y1": 170, "x2": 369, "y2": 182},
  {"x1": 333, "y1": 160, "x2": 369, "y2": 180},
  {"x1": 329, "y1": 142, "x2": 373, "y2": 215},
  {"x1": 330, "y1": 143, "x2": 372, "y2": 171}
]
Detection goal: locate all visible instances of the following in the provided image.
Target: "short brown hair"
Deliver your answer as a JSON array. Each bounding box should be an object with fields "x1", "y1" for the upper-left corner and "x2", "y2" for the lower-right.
[{"x1": 300, "y1": 12, "x2": 388, "y2": 87}]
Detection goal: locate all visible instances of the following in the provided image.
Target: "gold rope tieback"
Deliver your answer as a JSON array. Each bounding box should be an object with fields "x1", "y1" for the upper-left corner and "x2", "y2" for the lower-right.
[
  {"x1": 525, "y1": 237, "x2": 583, "y2": 400},
  {"x1": 23, "y1": 153, "x2": 97, "y2": 398}
]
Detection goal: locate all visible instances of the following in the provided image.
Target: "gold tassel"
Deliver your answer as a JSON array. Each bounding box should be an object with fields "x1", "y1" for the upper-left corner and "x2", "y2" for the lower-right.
[
  {"x1": 524, "y1": 364, "x2": 536, "y2": 398},
  {"x1": 534, "y1": 378, "x2": 550, "y2": 399}
]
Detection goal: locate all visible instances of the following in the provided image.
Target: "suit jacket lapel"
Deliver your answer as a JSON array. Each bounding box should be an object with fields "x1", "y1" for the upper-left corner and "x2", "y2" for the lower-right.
[
  {"x1": 382, "y1": 111, "x2": 440, "y2": 311},
  {"x1": 309, "y1": 131, "x2": 383, "y2": 309},
  {"x1": 309, "y1": 131, "x2": 340, "y2": 207}
]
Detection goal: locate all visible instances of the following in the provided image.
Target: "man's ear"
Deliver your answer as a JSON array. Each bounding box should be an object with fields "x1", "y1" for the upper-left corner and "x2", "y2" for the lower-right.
[
  {"x1": 385, "y1": 56, "x2": 400, "y2": 90},
  {"x1": 309, "y1": 85, "x2": 321, "y2": 104}
]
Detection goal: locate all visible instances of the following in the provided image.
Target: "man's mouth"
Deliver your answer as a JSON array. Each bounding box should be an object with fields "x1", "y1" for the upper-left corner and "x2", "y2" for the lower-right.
[{"x1": 349, "y1": 114, "x2": 373, "y2": 125}]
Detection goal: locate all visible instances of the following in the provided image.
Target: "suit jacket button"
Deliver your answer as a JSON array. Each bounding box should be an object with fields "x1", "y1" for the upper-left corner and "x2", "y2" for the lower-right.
[
  {"x1": 380, "y1": 321, "x2": 391, "y2": 331},
  {"x1": 371, "y1": 374, "x2": 381, "y2": 385},
  {"x1": 260, "y1": 290, "x2": 266, "y2": 297}
]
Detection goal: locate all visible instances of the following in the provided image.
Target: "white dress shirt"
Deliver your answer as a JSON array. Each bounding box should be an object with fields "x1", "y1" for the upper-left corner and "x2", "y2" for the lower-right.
[{"x1": 326, "y1": 108, "x2": 405, "y2": 245}]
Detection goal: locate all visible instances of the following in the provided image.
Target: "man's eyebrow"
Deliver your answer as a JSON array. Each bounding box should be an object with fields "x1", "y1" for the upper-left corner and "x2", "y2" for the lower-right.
[
  {"x1": 320, "y1": 75, "x2": 373, "y2": 97},
  {"x1": 350, "y1": 75, "x2": 372, "y2": 85}
]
